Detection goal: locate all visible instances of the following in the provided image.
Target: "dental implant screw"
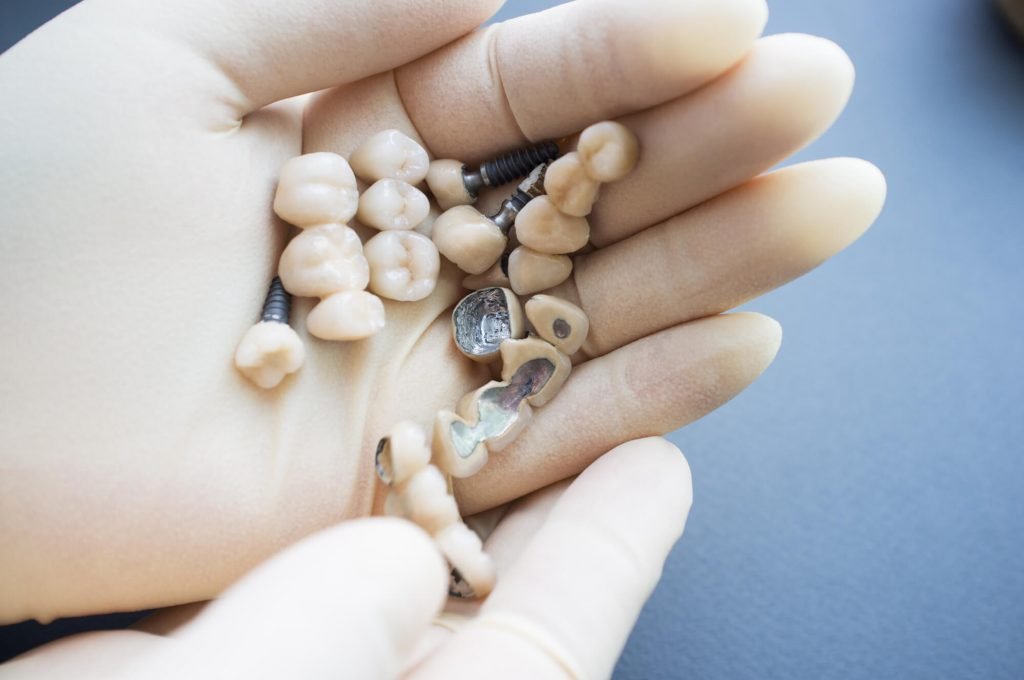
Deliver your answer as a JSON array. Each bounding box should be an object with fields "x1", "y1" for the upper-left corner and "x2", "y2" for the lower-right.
[
  {"x1": 464, "y1": 140, "x2": 560, "y2": 196},
  {"x1": 260, "y1": 276, "x2": 292, "y2": 324},
  {"x1": 426, "y1": 142, "x2": 560, "y2": 210},
  {"x1": 489, "y1": 162, "x2": 549, "y2": 234}
]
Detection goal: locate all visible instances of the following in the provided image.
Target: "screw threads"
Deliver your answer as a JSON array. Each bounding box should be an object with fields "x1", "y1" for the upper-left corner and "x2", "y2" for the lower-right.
[
  {"x1": 480, "y1": 141, "x2": 559, "y2": 188},
  {"x1": 261, "y1": 276, "x2": 291, "y2": 324}
]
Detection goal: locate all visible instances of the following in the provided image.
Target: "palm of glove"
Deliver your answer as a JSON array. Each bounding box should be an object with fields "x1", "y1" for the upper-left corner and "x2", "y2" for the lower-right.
[{"x1": 0, "y1": 0, "x2": 883, "y2": 630}]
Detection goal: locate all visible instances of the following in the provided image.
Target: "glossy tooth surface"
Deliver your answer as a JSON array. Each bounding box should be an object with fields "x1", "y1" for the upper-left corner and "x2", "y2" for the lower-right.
[
  {"x1": 515, "y1": 195, "x2": 591, "y2": 254},
  {"x1": 306, "y1": 290, "x2": 385, "y2": 341},
  {"x1": 507, "y1": 246, "x2": 573, "y2": 296},
  {"x1": 363, "y1": 230, "x2": 440, "y2": 302},
  {"x1": 525, "y1": 294, "x2": 590, "y2": 356},
  {"x1": 278, "y1": 223, "x2": 369, "y2": 298},
  {"x1": 375, "y1": 420, "x2": 432, "y2": 487},
  {"x1": 273, "y1": 152, "x2": 359, "y2": 227},
  {"x1": 349, "y1": 129, "x2": 430, "y2": 184},
  {"x1": 234, "y1": 321, "x2": 305, "y2": 389},
  {"x1": 577, "y1": 121, "x2": 640, "y2": 183},
  {"x1": 431, "y1": 205, "x2": 507, "y2": 275},
  {"x1": 356, "y1": 179, "x2": 430, "y2": 231},
  {"x1": 426, "y1": 159, "x2": 474, "y2": 210},
  {"x1": 436, "y1": 522, "x2": 496, "y2": 598},
  {"x1": 544, "y1": 152, "x2": 601, "y2": 217},
  {"x1": 399, "y1": 465, "x2": 461, "y2": 535}
]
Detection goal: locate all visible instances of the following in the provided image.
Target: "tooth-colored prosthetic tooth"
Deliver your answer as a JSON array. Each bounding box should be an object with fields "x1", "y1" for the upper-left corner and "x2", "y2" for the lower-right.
[
  {"x1": 431, "y1": 205, "x2": 507, "y2": 275},
  {"x1": 507, "y1": 246, "x2": 573, "y2": 296},
  {"x1": 398, "y1": 465, "x2": 461, "y2": 534},
  {"x1": 234, "y1": 321, "x2": 305, "y2": 389},
  {"x1": 375, "y1": 420, "x2": 432, "y2": 486},
  {"x1": 462, "y1": 261, "x2": 510, "y2": 290},
  {"x1": 525, "y1": 294, "x2": 590, "y2": 356},
  {"x1": 433, "y1": 409, "x2": 489, "y2": 478},
  {"x1": 349, "y1": 129, "x2": 430, "y2": 184},
  {"x1": 514, "y1": 195, "x2": 590, "y2": 254},
  {"x1": 500, "y1": 336, "x2": 571, "y2": 408},
  {"x1": 363, "y1": 230, "x2": 440, "y2": 302},
  {"x1": 273, "y1": 152, "x2": 359, "y2": 227},
  {"x1": 356, "y1": 179, "x2": 430, "y2": 231},
  {"x1": 437, "y1": 522, "x2": 496, "y2": 598},
  {"x1": 306, "y1": 290, "x2": 385, "y2": 341},
  {"x1": 383, "y1": 490, "x2": 405, "y2": 517},
  {"x1": 577, "y1": 121, "x2": 640, "y2": 183},
  {"x1": 278, "y1": 223, "x2": 369, "y2": 298},
  {"x1": 452, "y1": 287, "x2": 526, "y2": 363},
  {"x1": 544, "y1": 152, "x2": 601, "y2": 217},
  {"x1": 426, "y1": 159, "x2": 474, "y2": 210},
  {"x1": 413, "y1": 204, "x2": 442, "y2": 239}
]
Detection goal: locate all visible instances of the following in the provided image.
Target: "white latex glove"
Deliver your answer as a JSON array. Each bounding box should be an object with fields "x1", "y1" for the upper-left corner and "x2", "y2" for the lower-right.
[
  {"x1": 0, "y1": 0, "x2": 885, "y2": 622},
  {"x1": 1, "y1": 439, "x2": 691, "y2": 680}
]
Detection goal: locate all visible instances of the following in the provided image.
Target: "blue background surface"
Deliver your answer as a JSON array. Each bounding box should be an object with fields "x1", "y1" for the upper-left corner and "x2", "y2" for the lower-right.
[{"x1": 3, "y1": 1, "x2": 1023, "y2": 678}]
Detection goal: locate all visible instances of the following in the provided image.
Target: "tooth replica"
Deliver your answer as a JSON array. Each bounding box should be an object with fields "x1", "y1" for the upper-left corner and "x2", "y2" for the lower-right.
[
  {"x1": 363, "y1": 230, "x2": 440, "y2": 302},
  {"x1": 278, "y1": 223, "x2": 369, "y2": 298},
  {"x1": 431, "y1": 205, "x2": 507, "y2": 275},
  {"x1": 426, "y1": 141, "x2": 562, "y2": 211},
  {"x1": 451, "y1": 287, "x2": 526, "y2": 363},
  {"x1": 507, "y1": 246, "x2": 573, "y2": 296},
  {"x1": 425, "y1": 159, "x2": 473, "y2": 211},
  {"x1": 434, "y1": 353, "x2": 558, "y2": 477},
  {"x1": 413, "y1": 204, "x2": 442, "y2": 239},
  {"x1": 374, "y1": 420, "x2": 432, "y2": 486},
  {"x1": 398, "y1": 465, "x2": 461, "y2": 534},
  {"x1": 499, "y1": 336, "x2": 571, "y2": 408},
  {"x1": 577, "y1": 121, "x2": 640, "y2": 183},
  {"x1": 436, "y1": 522, "x2": 496, "y2": 598},
  {"x1": 305, "y1": 289, "x2": 385, "y2": 341},
  {"x1": 234, "y1": 321, "x2": 305, "y2": 389},
  {"x1": 524, "y1": 294, "x2": 590, "y2": 356},
  {"x1": 349, "y1": 129, "x2": 430, "y2": 185},
  {"x1": 514, "y1": 195, "x2": 591, "y2": 255},
  {"x1": 543, "y1": 152, "x2": 601, "y2": 217},
  {"x1": 373, "y1": 420, "x2": 494, "y2": 597},
  {"x1": 273, "y1": 152, "x2": 360, "y2": 227},
  {"x1": 461, "y1": 260, "x2": 511, "y2": 291},
  {"x1": 356, "y1": 179, "x2": 430, "y2": 232}
]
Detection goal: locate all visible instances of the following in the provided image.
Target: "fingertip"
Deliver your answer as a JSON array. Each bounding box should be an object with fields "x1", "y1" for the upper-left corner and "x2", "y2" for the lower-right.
[
  {"x1": 745, "y1": 33, "x2": 856, "y2": 143},
  {"x1": 597, "y1": 437, "x2": 694, "y2": 521},
  {"x1": 637, "y1": 0, "x2": 769, "y2": 86},
  {"x1": 352, "y1": 518, "x2": 449, "y2": 606}
]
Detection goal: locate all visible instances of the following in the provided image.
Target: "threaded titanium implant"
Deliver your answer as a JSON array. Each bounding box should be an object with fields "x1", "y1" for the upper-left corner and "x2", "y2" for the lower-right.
[
  {"x1": 426, "y1": 142, "x2": 560, "y2": 210},
  {"x1": 488, "y1": 163, "x2": 549, "y2": 234},
  {"x1": 260, "y1": 276, "x2": 291, "y2": 324},
  {"x1": 464, "y1": 140, "x2": 560, "y2": 196}
]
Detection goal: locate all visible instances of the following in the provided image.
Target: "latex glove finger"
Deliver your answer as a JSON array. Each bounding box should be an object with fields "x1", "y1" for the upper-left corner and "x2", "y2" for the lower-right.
[
  {"x1": 561, "y1": 157, "x2": 886, "y2": 358},
  {"x1": 307, "y1": 0, "x2": 765, "y2": 158},
  {"x1": 455, "y1": 312, "x2": 780, "y2": 514},
  {"x1": 66, "y1": 0, "x2": 507, "y2": 114},
  {"x1": 170, "y1": 518, "x2": 445, "y2": 680},
  {"x1": 416, "y1": 437, "x2": 693, "y2": 680}
]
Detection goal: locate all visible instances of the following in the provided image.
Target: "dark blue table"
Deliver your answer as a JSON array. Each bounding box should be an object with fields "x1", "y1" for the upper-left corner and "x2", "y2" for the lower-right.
[{"x1": 3, "y1": 2, "x2": 1023, "y2": 677}]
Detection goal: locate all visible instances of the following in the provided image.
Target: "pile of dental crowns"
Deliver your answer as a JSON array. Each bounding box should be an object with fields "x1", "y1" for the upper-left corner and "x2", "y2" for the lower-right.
[{"x1": 234, "y1": 122, "x2": 639, "y2": 596}]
